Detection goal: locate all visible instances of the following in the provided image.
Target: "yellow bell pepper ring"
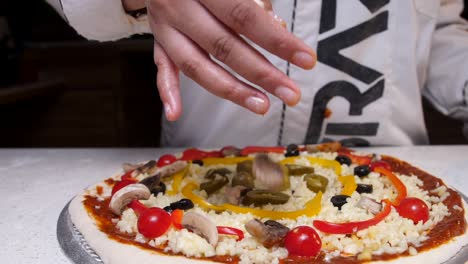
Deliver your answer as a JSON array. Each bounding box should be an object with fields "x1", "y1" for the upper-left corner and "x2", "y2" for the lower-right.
[
  {"x1": 279, "y1": 156, "x2": 342, "y2": 176},
  {"x1": 202, "y1": 157, "x2": 253, "y2": 166},
  {"x1": 167, "y1": 166, "x2": 189, "y2": 195},
  {"x1": 338, "y1": 175, "x2": 357, "y2": 196},
  {"x1": 181, "y1": 182, "x2": 322, "y2": 220},
  {"x1": 307, "y1": 157, "x2": 342, "y2": 176}
]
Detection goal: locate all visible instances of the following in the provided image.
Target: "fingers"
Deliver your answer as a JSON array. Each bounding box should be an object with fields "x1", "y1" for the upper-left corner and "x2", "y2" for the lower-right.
[
  {"x1": 200, "y1": 0, "x2": 316, "y2": 69},
  {"x1": 167, "y1": 0, "x2": 300, "y2": 106},
  {"x1": 153, "y1": 42, "x2": 182, "y2": 121},
  {"x1": 150, "y1": 21, "x2": 271, "y2": 115}
]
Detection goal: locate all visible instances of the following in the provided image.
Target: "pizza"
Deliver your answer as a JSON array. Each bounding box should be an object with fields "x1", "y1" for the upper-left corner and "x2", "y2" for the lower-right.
[{"x1": 69, "y1": 143, "x2": 468, "y2": 264}]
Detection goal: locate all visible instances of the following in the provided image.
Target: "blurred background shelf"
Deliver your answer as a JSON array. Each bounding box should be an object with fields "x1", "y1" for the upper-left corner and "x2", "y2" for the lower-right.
[{"x1": 0, "y1": 39, "x2": 161, "y2": 147}]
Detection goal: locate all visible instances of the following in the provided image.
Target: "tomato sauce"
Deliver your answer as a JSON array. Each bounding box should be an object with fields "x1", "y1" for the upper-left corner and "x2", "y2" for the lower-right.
[
  {"x1": 383, "y1": 156, "x2": 467, "y2": 251},
  {"x1": 82, "y1": 155, "x2": 466, "y2": 264},
  {"x1": 96, "y1": 186, "x2": 103, "y2": 195},
  {"x1": 83, "y1": 197, "x2": 239, "y2": 263}
]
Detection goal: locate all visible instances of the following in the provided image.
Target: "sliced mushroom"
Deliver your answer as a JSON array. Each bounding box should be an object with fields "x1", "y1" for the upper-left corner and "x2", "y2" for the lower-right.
[
  {"x1": 225, "y1": 185, "x2": 248, "y2": 205},
  {"x1": 140, "y1": 173, "x2": 161, "y2": 189},
  {"x1": 253, "y1": 154, "x2": 289, "y2": 191},
  {"x1": 136, "y1": 160, "x2": 158, "y2": 175},
  {"x1": 139, "y1": 173, "x2": 166, "y2": 196},
  {"x1": 182, "y1": 212, "x2": 218, "y2": 246},
  {"x1": 157, "y1": 160, "x2": 188, "y2": 178},
  {"x1": 109, "y1": 184, "x2": 151, "y2": 215},
  {"x1": 122, "y1": 162, "x2": 140, "y2": 173},
  {"x1": 357, "y1": 197, "x2": 382, "y2": 214},
  {"x1": 245, "y1": 219, "x2": 290, "y2": 248},
  {"x1": 221, "y1": 147, "x2": 241, "y2": 157}
]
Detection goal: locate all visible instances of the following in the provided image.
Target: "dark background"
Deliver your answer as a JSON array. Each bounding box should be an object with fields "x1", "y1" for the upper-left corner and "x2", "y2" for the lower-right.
[{"x1": 0, "y1": 1, "x2": 467, "y2": 147}]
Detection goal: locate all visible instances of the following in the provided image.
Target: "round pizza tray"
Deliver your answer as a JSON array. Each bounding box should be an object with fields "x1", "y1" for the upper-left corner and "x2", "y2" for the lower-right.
[
  {"x1": 58, "y1": 194, "x2": 468, "y2": 264},
  {"x1": 57, "y1": 201, "x2": 103, "y2": 264}
]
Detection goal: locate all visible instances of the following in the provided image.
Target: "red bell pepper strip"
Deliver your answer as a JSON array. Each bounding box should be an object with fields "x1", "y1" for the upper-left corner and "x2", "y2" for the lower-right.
[
  {"x1": 374, "y1": 167, "x2": 407, "y2": 206},
  {"x1": 171, "y1": 209, "x2": 184, "y2": 230},
  {"x1": 338, "y1": 151, "x2": 371, "y2": 165},
  {"x1": 370, "y1": 160, "x2": 391, "y2": 171},
  {"x1": 111, "y1": 179, "x2": 137, "y2": 195},
  {"x1": 313, "y1": 200, "x2": 392, "y2": 234},
  {"x1": 121, "y1": 170, "x2": 136, "y2": 180},
  {"x1": 181, "y1": 148, "x2": 222, "y2": 161},
  {"x1": 240, "y1": 146, "x2": 285, "y2": 156},
  {"x1": 217, "y1": 226, "x2": 244, "y2": 241},
  {"x1": 128, "y1": 200, "x2": 148, "y2": 215}
]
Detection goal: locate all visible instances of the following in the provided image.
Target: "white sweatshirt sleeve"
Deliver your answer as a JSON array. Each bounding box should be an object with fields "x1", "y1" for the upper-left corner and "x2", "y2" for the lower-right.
[
  {"x1": 45, "y1": 0, "x2": 151, "y2": 41},
  {"x1": 423, "y1": 0, "x2": 468, "y2": 138}
]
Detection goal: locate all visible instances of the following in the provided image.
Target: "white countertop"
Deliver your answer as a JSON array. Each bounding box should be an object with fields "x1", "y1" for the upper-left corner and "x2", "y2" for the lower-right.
[{"x1": 1, "y1": 146, "x2": 467, "y2": 263}]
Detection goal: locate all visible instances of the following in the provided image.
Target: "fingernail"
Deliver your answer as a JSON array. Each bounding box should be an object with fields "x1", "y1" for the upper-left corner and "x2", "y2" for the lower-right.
[
  {"x1": 291, "y1": 51, "x2": 316, "y2": 69},
  {"x1": 275, "y1": 86, "x2": 300, "y2": 106},
  {"x1": 245, "y1": 96, "x2": 268, "y2": 114}
]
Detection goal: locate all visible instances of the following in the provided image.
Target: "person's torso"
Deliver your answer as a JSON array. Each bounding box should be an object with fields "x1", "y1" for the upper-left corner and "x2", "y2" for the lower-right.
[{"x1": 161, "y1": 0, "x2": 440, "y2": 148}]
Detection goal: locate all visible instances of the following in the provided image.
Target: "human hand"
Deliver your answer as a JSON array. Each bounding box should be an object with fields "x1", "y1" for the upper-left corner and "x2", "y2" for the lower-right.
[
  {"x1": 122, "y1": 0, "x2": 146, "y2": 11},
  {"x1": 145, "y1": 0, "x2": 316, "y2": 121}
]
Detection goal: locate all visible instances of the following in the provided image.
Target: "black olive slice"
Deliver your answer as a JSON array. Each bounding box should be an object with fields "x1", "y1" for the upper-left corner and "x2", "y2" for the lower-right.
[
  {"x1": 354, "y1": 165, "x2": 371, "y2": 177},
  {"x1": 335, "y1": 155, "x2": 352, "y2": 166},
  {"x1": 331, "y1": 195, "x2": 350, "y2": 210},
  {"x1": 356, "y1": 184, "x2": 373, "y2": 194},
  {"x1": 285, "y1": 144, "x2": 300, "y2": 157},
  {"x1": 170, "y1": 198, "x2": 195, "y2": 211}
]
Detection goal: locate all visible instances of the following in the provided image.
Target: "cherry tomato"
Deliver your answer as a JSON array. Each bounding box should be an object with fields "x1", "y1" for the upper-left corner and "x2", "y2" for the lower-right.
[
  {"x1": 137, "y1": 207, "x2": 172, "y2": 239},
  {"x1": 157, "y1": 154, "x2": 177, "y2": 167},
  {"x1": 370, "y1": 160, "x2": 391, "y2": 171},
  {"x1": 284, "y1": 226, "x2": 321, "y2": 257},
  {"x1": 111, "y1": 179, "x2": 136, "y2": 195},
  {"x1": 396, "y1": 197, "x2": 429, "y2": 224}
]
